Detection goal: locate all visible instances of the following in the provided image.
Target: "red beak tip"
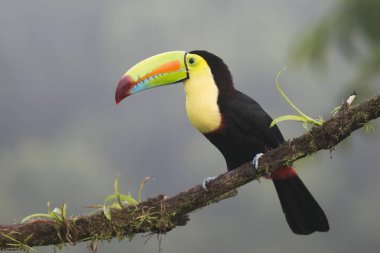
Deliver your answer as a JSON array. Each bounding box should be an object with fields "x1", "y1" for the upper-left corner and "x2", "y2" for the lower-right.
[
  {"x1": 115, "y1": 75, "x2": 134, "y2": 105},
  {"x1": 115, "y1": 94, "x2": 121, "y2": 105}
]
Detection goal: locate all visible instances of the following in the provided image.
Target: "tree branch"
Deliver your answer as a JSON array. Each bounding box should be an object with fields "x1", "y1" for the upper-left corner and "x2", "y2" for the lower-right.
[{"x1": 1, "y1": 93, "x2": 379, "y2": 251}]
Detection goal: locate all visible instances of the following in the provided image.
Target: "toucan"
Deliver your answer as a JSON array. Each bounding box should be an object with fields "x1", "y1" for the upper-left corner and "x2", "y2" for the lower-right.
[{"x1": 115, "y1": 50, "x2": 329, "y2": 235}]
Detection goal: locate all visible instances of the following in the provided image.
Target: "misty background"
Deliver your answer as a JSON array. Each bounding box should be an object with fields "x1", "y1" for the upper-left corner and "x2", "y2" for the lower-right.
[{"x1": 0, "y1": 0, "x2": 379, "y2": 252}]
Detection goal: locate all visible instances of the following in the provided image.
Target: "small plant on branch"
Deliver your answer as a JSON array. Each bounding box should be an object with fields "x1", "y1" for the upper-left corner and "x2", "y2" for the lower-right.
[
  {"x1": 103, "y1": 176, "x2": 139, "y2": 220},
  {"x1": 22, "y1": 202, "x2": 68, "y2": 225},
  {"x1": 270, "y1": 68, "x2": 324, "y2": 129}
]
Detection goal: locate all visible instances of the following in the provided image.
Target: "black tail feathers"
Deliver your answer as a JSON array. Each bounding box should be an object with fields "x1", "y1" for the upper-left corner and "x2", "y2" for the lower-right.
[{"x1": 273, "y1": 175, "x2": 329, "y2": 235}]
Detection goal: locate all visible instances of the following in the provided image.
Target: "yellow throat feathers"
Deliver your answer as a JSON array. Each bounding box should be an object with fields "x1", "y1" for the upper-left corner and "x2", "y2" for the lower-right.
[{"x1": 184, "y1": 66, "x2": 222, "y2": 133}]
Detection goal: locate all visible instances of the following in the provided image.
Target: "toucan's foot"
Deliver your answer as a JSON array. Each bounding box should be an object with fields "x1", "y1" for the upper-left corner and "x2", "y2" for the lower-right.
[
  {"x1": 252, "y1": 153, "x2": 264, "y2": 170},
  {"x1": 202, "y1": 176, "x2": 217, "y2": 191}
]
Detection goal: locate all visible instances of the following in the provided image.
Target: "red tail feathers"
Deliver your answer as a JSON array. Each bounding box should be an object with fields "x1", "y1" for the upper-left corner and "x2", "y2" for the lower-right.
[{"x1": 270, "y1": 166, "x2": 297, "y2": 180}]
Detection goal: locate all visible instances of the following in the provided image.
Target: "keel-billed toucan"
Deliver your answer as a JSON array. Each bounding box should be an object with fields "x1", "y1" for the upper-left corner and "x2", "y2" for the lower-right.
[{"x1": 115, "y1": 50, "x2": 329, "y2": 235}]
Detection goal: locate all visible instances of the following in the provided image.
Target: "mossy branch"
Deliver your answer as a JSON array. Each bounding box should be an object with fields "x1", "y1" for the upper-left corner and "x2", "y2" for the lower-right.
[{"x1": 1, "y1": 93, "x2": 379, "y2": 251}]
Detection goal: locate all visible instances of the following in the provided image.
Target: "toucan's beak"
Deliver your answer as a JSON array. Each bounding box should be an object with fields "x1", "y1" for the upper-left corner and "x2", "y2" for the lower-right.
[{"x1": 115, "y1": 51, "x2": 188, "y2": 104}]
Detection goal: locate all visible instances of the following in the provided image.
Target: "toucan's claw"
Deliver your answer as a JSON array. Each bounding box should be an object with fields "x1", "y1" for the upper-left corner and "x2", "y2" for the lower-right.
[
  {"x1": 202, "y1": 176, "x2": 217, "y2": 191},
  {"x1": 252, "y1": 153, "x2": 264, "y2": 170}
]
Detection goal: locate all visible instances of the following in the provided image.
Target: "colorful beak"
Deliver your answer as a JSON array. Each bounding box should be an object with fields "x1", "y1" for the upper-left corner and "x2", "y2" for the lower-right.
[{"x1": 115, "y1": 51, "x2": 188, "y2": 104}]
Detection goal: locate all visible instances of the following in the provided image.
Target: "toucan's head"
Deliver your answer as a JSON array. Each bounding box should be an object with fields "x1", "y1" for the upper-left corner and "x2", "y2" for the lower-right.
[{"x1": 115, "y1": 50, "x2": 233, "y2": 104}]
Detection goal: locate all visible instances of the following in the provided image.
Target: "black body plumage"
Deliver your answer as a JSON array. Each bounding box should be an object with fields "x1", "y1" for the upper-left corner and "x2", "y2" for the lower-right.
[{"x1": 190, "y1": 50, "x2": 329, "y2": 234}]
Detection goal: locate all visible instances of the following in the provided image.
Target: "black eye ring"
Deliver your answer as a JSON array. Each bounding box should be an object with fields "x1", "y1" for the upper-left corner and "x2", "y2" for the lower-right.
[{"x1": 189, "y1": 57, "x2": 195, "y2": 64}]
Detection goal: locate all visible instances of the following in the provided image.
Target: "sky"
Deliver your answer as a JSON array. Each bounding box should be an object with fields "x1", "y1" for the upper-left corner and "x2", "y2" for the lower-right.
[{"x1": 0, "y1": 1, "x2": 379, "y2": 252}]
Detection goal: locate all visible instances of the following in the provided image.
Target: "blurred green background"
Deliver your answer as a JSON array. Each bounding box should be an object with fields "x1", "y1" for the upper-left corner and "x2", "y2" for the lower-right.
[{"x1": 0, "y1": 0, "x2": 379, "y2": 252}]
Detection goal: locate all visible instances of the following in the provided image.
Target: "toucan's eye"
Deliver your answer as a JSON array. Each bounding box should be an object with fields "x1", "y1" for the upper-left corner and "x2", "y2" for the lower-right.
[{"x1": 189, "y1": 57, "x2": 195, "y2": 65}]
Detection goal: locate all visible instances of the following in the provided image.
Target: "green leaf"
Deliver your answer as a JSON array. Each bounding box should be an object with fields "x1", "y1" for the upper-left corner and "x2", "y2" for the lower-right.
[
  {"x1": 119, "y1": 193, "x2": 138, "y2": 205},
  {"x1": 103, "y1": 206, "x2": 112, "y2": 220},
  {"x1": 270, "y1": 115, "x2": 309, "y2": 127},
  {"x1": 50, "y1": 208, "x2": 62, "y2": 222},
  {"x1": 115, "y1": 175, "x2": 120, "y2": 195},
  {"x1": 104, "y1": 193, "x2": 117, "y2": 203},
  {"x1": 21, "y1": 213, "x2": 52, "y2": 223},
  {"x1": 114, "y1": 175, "x2": 127, "y2": 208},
  {"x1": 52, "y1": 207, "x2": 62, "y2": 215},
  {"x1": 61, "y1": 203, "x2": 67, "y2": 222}
]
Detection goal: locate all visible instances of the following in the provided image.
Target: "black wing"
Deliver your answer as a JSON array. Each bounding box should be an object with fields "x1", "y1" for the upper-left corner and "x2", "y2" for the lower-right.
[{"x1": 221, "y1": 90, "x2": 285, "y2": 149}]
